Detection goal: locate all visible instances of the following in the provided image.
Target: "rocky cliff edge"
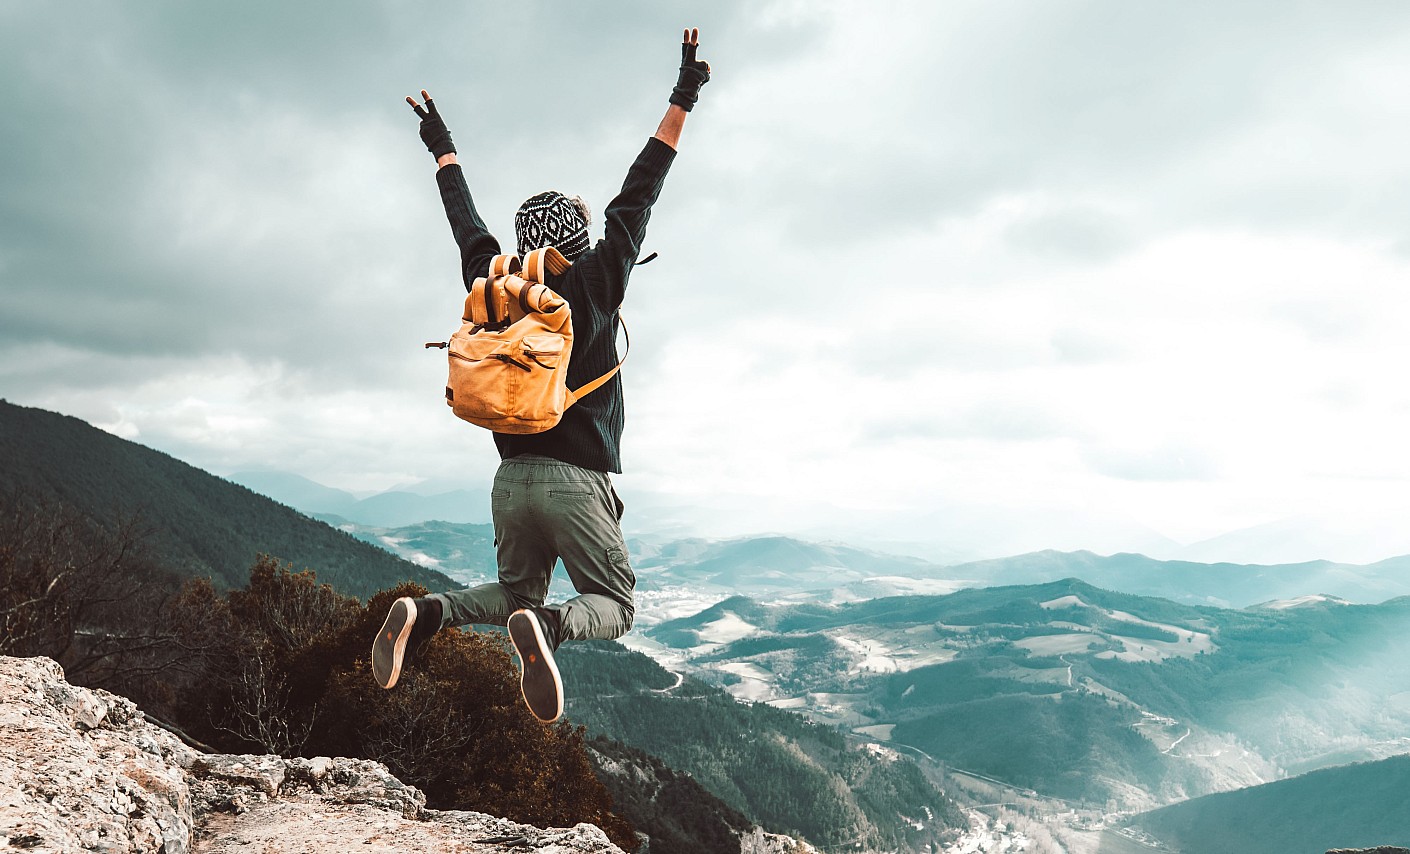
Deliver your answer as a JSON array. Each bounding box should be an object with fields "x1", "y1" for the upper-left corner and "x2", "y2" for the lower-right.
[{"x1": 0, "y1": 655, "x2": 625, "y2": 853}]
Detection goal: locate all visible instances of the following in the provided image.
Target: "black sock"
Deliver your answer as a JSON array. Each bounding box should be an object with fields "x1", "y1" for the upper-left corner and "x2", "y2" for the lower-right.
[
  {"x1": 534, "y1": 607, "x2": 562, "y2": 651},
  {"x1": 411, "y1": 597, "x2": 443, "y2": 646}
]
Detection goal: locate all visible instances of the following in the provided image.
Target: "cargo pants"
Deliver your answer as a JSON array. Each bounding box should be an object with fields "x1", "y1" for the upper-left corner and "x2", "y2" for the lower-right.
[{"x1": 430, "y1": 454, "x2": 635, "y2": 647}]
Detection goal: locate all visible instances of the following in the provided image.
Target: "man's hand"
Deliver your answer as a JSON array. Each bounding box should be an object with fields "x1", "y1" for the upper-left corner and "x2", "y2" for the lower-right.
[
  {"x1": 669, "y1": 28, "x2": 711, "y2": 112},
  {"x1": 407, "y1": 89, "x2": 456, "y2": 160}
]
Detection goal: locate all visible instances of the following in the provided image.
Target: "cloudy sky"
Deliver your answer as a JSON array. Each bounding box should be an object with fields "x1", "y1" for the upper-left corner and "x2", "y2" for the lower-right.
[{"x1": 5, "y1": 0, "x2": 1410, "y2": 564}]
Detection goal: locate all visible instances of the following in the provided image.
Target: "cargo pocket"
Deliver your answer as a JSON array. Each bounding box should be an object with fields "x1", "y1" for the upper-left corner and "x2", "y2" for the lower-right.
[{"x1": 606, "y1": 545, "x2": 635, "y2": 589}]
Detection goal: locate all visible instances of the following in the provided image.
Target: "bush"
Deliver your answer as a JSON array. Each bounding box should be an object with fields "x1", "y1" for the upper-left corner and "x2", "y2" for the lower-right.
[
  {"x1": 0, "y1": 495, "x2": 186, "y2": 699},
  {"x1": 169, "y1": 569, "x2": 637, "y2": 849}
]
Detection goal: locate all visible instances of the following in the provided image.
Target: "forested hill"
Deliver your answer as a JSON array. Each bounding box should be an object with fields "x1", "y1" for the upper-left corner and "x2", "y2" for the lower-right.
[
  {"x1": 0, "y1": 400, "x2": 456, "y2": 599},
  {"x1": 1128, "y1": 753, "x2": 1410, "y2": 854}
]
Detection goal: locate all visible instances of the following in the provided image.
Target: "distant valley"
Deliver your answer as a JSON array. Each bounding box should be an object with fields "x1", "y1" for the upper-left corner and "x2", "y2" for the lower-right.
[
  {"x1": 641, "y1": 581, "x2": 1410, "y2": 815},
  {"x1": 310, "y1": 509, "x2": 1410, "y2": 849}
]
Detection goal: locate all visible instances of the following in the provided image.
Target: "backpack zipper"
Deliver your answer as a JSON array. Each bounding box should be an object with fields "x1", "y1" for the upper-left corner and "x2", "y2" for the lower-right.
[{"x1": 447, "y1": 351, "x2": 533, "y2": 372}]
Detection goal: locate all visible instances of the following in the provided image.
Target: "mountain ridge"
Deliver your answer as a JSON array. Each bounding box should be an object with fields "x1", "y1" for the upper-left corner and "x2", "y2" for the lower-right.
[
  {"x1": 0, "y1": 400, "x2": 456, "y2": 599},
  {"x1": 230, "y1": 469, "x2": 490, "y2": 527}
]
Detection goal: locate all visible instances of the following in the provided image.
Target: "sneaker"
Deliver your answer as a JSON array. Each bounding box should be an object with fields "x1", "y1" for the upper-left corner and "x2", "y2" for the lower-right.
[
  {"x1": 507, "y1": 609, "x2": 564, "y2": 723},
  {"x1": 372, "y1": 597, "x2": 420, "y2": 689}
]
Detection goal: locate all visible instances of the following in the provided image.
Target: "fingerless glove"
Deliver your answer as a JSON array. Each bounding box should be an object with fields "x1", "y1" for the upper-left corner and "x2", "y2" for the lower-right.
[
  {"x1": 418, "y1": 99, "x2": 456, "y2": 158},
  {"x1": 669, "y1": 41, "x2": 710, "y2": 111}
]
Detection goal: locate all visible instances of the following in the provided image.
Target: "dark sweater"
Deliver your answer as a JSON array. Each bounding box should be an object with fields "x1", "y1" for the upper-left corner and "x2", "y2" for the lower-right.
[{"x1": 435, "y1": 137, "x2": 677, "y2": 473}]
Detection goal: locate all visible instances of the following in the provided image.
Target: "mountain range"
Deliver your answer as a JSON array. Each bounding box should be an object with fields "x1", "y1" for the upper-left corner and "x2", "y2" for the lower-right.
[
  {"x1": 9, "y1": 398, "x2": 1410, "y2": 852},
  {"x1": 226, "y1": 463, "x2": 1410, "y2": 603},
  {"x1": 230, "y1": 469, "x2": 491, "y2": 528},
  {"x1": 642, "y1": 578, "x2": 1410, "y2": 819},
  {"x1": 229, "y1": 465, "x2": 1410, "y2": 566},
  {"x1": 322, "y1": 513, "x2": 1410, "y2": 617}
]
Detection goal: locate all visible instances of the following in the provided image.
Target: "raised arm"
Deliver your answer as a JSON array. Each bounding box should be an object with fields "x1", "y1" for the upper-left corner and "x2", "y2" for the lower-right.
[
  {"x1": 653, "y1": 27, "x2": 710, "y2": 150},
  {"x1": 590, "y1": 29, "x2": 711, "y2": 304},
  {"x1": 406, "y1": 89, "x2": 500, "y2": 289}
]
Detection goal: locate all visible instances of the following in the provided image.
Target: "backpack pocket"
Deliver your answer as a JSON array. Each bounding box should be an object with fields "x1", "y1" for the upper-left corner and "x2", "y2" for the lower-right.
[
  {"x1": 521, "y1": 334, "x2": 565, "y2": 370},
  {"x1": 515, "y1": 333, "x2": 572, "y2": 427},
  {"x1": 445, "y1": 328, "x2": 572, "y2": 432},
  {"x1": 447, "y1": 334, "x2": 523, "y2": 420}
]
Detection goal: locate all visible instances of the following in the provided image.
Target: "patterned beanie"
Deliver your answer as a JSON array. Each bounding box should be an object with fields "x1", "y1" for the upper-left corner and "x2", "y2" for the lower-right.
[{"x1": 514, "y1": 191, "x2": 591, "y2": 261}]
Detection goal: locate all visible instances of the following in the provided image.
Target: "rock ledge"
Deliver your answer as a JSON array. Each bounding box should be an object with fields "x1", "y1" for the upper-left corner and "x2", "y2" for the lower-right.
[{"x1": 0, "y1": 656, "x2": 624, "y2": 853}]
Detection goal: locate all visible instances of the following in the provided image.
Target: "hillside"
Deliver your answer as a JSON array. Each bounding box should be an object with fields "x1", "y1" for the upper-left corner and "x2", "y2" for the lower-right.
[
  {"x1": 0, "y1": 400, "x2": 456, "y2": 599},
  {"x1": 644, "y1": 579, "x2": 1410, "y2": 811},
  {"x1": 585, "y1": 736, "x2": 803, "y2": 854},
  {"x1": 555, "y1": 640, "x2": 968, "y2": 851},
  {"x1": 1126, "y1": 754, "x2": 1410, "y2": 854}
]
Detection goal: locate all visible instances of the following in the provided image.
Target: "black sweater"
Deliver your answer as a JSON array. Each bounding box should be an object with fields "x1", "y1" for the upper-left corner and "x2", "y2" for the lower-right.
[{"x1": 435, "y1": 137, "x2": 677, "y2": 473}]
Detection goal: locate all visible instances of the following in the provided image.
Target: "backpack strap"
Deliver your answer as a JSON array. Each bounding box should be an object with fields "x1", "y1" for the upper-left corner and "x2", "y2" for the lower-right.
[
  {"x1": 523, "y1": 247, "x2": 572, "y2": 283},
  {"x1": 466, "y1": 276, "x2": 511, "y2": 328},
  {"x1": 468, "y1": 250, "x2": 569, "y2": 324},
  {"x1": 501, "y1": 276, "x2": 566, "y2": 316},
  {"x1": 567, "y1": 316, "x2": 630, "y2": 405},
  {"x1": 488, "y1": 254, "x2": 522, "y2": 279}
]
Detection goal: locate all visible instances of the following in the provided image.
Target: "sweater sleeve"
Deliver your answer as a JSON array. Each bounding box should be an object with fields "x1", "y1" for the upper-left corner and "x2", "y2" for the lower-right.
[
  {"x1": 591, "y1": 137, "x2": 678, "y2": 307},
  {"x1": 435, "y1": 163, "x2": 502, "y2": 291}
]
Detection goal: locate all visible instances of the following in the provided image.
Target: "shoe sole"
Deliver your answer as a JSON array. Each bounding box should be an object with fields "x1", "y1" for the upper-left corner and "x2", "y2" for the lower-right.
[
  {"x1": 507, "y1": 610, "x2": 564, "y2": 723},
  {"x1": 371, "y1": 597, "x2": 416, "y2": 689}
]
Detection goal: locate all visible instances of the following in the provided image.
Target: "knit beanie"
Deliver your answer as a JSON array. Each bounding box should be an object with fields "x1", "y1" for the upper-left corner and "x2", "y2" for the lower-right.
[{"x1": 514, "y1": 191, "x2": 591, "y2": 261}]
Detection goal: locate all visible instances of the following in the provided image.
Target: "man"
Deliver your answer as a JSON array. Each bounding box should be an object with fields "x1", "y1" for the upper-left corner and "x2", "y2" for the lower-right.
[{"x1": 372, "y1": 29, "x2": 711, "y2": 724}]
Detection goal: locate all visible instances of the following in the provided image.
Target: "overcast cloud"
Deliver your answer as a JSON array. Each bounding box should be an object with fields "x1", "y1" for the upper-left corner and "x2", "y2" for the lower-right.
[{"x1": 4, "y1": 0, "x2": 1410, "y2": 564}]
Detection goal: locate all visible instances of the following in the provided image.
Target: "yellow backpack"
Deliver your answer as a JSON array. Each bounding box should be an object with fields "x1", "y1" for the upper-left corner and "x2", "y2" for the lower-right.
[{"x1": 426, "y1": 247, "x2": 624, "y2": 434}]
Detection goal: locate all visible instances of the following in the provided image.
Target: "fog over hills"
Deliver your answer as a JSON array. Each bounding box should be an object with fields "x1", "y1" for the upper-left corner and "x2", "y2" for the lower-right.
[
  {"x1": 227, "y1": 466, "x2": 1410, "y2": 567},
  {"x1": 1172, "y1": 511, "x2": 1410, "y2": 567},
  {"x1": 231, "y1": 470, "x2": 490, "y2": 528},
  {"x1": 317, "y1": 510, "x2": 1410, "y2": 617},
  {"x1": 946, "y1": 550, "x2": 1410, "y2": 608}
]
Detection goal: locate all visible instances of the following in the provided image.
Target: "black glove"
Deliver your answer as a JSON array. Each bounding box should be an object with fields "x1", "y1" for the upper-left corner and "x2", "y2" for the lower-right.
[
  {"x1": 408, "y1": 92, "x2": 456, "y2": 159},
  {"x1": 669, "y1": 29, "x2": 711, "y2": 112}
]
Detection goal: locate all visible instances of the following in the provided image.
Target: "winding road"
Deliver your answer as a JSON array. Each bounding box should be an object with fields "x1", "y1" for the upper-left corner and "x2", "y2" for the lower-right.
[{"x1": 651, "y1": 670, "x2": 685, "y2": 693}]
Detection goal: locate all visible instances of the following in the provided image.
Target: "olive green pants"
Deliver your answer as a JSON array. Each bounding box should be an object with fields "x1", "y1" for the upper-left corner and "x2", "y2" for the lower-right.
[{"x1": 431, "y1": 455, "x2": 635, "y2": 647}]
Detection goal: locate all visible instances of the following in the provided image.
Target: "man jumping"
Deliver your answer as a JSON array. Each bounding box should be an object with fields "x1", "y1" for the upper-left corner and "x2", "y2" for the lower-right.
[{"x1": 372, "y1": 28, "x2": 711, "y2": 723}]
